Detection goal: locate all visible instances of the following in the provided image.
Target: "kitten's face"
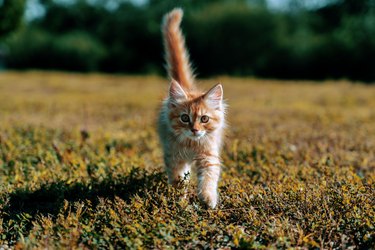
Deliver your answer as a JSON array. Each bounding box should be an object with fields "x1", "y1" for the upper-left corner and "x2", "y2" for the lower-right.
[{"x1": 168, "y1": 80, "x2": 224, "y2": 141}]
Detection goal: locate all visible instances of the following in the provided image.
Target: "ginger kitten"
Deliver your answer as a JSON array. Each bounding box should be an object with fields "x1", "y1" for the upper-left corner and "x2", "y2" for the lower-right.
[{"x1": 158, "y1": 8, "x2": 226, "y2": 208}]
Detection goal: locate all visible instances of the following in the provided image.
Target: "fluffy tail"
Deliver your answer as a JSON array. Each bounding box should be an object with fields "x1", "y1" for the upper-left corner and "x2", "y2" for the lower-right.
[{"x1": 162, "y1": 8, "x2": 194, "y2": 90}]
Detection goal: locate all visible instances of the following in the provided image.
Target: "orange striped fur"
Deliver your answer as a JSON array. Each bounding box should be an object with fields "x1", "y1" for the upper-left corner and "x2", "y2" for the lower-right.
[
  {"x1": 162, "y1": 8, "x2": 194, "y2": 90},
  {"x1": 158, "y1": 8, "x2": 226, "y2": 208}
]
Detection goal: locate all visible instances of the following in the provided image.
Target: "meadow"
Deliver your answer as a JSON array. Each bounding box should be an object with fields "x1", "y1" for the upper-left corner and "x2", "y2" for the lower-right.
[{"x1": 0, "y1": 71, "x2": 374, "y2": 249}]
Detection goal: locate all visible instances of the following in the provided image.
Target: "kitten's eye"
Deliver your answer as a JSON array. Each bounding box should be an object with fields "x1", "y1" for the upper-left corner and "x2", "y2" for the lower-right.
[
  {"x1": 201, "y1": 115, "x2": 209, "y2": 123},
  {"x1": 180, "y1": 114, "x2": 190, "y2": 123}
]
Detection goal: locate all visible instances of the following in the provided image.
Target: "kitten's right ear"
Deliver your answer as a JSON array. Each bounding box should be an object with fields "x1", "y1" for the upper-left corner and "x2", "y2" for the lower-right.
[
  {"x1": 204, "y1": 83, "x2": 223, "y2": 110},
  {"x1": 169, "y1": 79, "x2": 187, "y2": 105}
]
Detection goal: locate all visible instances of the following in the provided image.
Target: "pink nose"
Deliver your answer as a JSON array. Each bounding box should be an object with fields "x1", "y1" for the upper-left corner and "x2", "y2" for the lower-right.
[{"x1": 191, "y1": 128, "x2": 198, "y2": 134}]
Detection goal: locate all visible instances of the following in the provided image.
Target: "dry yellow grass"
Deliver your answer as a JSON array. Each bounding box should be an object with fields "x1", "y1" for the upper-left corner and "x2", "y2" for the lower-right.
[{"x1": 0, "y1": 71, "x2": 374, "y2": 248}]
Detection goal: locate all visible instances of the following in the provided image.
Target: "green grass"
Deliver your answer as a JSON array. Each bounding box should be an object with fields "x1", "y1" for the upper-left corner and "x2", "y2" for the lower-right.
[{"x1": 0, "y1": 71, "x2": 374, "y2": 249}]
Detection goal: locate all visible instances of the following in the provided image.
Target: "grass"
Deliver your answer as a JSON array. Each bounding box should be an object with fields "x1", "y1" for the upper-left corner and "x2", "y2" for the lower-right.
[{"x1": 0, "y1": 71, "x2": 374, "y2": 249}]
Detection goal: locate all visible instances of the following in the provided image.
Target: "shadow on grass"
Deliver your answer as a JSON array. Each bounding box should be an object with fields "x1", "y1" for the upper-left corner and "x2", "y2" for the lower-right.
[{"x1": 4, "y1": 168, "x2": 166, "y2": 218}]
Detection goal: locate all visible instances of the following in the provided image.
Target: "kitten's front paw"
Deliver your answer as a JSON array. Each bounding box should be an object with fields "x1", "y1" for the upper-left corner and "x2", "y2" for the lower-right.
[{"x1": 199, "y1": 189, "x2": 218, "y2": 209}]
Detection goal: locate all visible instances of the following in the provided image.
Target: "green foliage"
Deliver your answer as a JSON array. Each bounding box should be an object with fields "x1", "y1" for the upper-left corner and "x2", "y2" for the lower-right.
[
  {"x1": 6, "y1": 28, "x2": 106, "y2": 71},
  {"x1": 0, "y1": 0, "x2": 25, "y2": 38},
  {"x1": 0, "y1": 72, "x2": 374, "y2": 248},
  {"x1": 3, "y1": 0, "x2": 375, "y2": 81},
  {"x1": 185, "y1": 3, "x2": 280, "y2": 76},
  {"x1": 52, "y1": 31, "x2": 107, "y2": 71}
]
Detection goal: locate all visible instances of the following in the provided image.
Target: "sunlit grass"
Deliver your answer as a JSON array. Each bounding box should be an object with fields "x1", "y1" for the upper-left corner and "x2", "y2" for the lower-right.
[{"x1": 0, "y1": 71, "x2": 374, "y2": 248}]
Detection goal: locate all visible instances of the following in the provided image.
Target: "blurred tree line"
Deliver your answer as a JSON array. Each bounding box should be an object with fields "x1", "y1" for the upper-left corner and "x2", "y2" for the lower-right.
[
  {"x1": 1, "y1": 0, "x2": 375, "y2": 82},
  {"x1": 0, "y1": 0, "x2": 25, "y2": 37}
]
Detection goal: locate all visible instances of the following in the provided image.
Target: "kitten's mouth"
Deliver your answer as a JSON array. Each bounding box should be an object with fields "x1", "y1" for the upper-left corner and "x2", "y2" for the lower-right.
[
  {"x1": 182, "y1": 130, "x2": 205, "y2": 141},
  {"x1": 188, "y1": 132, "x2": 205, "y2": 140},
  {"x1": 189, "y1": 135, "x2": 203, "y2": 140}
]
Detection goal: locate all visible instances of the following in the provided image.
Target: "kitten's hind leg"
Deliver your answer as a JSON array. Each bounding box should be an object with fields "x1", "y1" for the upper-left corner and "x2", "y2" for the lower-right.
[{"x1": 196, "y1": 155, "x2": 221, "y2": 209}]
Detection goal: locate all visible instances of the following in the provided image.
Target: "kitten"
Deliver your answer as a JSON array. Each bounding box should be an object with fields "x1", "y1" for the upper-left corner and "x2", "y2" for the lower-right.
[{"x1": 158, "y1": 8, "x2": 226, "y2": 208}]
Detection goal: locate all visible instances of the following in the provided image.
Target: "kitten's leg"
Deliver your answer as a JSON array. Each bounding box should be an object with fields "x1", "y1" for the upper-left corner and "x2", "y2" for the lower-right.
[
  {"x1": 165, "y1": 155, "x2": 191, "y2": 187},
  {"x1": 196, "y1": 155, "x2": 221, "y2": 208}
]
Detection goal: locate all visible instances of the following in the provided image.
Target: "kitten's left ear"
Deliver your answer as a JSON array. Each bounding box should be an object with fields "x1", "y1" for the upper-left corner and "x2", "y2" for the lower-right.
[
  {"x1": 204, "y1": 83, "x2": 223, "y2": 109},
  {"x1": 169, "y1": 79, "x2": 187, "y2": 104}
]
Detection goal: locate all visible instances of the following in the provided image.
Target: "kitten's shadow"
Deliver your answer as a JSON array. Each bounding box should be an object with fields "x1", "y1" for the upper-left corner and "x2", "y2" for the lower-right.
[{"x1": 4, "y1": 168, "x2": 165, "y2": 218}]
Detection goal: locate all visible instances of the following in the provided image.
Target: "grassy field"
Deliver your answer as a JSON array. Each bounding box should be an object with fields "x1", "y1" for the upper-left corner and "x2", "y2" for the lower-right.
[{"x1": 0, "y1": 71, "x2": 374, "y2": 249}]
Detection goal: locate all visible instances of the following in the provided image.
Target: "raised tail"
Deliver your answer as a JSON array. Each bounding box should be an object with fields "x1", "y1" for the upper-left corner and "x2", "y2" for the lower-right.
[{"x1": 162, "y1": 8, "x2": 194, "y2": 90}]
